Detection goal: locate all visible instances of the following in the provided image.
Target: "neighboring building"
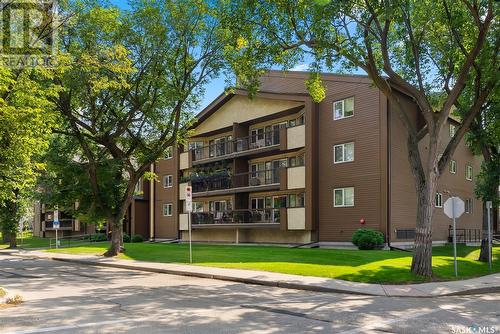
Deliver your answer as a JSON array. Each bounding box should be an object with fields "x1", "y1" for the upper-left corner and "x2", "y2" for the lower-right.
[
  {"x1": 144, "y1": 71, "x2": 484, "y2": 246},
  {"x1": 32, "y1": 178, "x2": 150, "y2": 238}
]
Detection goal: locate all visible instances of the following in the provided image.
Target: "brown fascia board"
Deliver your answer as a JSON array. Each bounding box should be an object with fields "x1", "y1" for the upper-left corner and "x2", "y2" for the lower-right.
[
  {"x1": 189, "y1": 87, "x2": 311, "y2": 130},
  {"x1": 263, "y1": 69, "x2": 374, "y2": 84}
]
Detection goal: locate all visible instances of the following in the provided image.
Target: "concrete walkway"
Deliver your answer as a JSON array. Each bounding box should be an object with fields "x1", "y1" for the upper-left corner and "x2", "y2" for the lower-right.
[{"x1": 2, "y1": 249, "x2": 499, "y2": 297}]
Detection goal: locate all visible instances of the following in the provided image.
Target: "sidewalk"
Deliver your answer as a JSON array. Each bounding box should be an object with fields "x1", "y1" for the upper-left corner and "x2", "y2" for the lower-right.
[{"x1": 3, "y1": 249, "x2": 499, "y2": 297}]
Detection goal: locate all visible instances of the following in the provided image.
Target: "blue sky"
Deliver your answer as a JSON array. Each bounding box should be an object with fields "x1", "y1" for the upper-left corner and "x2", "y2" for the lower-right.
[{"x1": 108, "y1": 0, "x2": 365, "y2": 111}]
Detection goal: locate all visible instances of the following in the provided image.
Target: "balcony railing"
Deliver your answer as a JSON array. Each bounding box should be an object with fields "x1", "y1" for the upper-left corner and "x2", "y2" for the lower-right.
[
  {"x1": 191, "y1": 169, "x2": 280, "y2": 193},
  {"x1": 191, "y1": 209, "x2": 279, "y2": 225},
  {"x1": 191, "y1": 128, "x2": 282, "y2": 162}
]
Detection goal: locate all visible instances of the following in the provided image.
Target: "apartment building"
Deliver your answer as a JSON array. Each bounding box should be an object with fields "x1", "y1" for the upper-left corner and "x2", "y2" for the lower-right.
[{"x1": 145, "y1": 71, "x2": 484, "y2": 246}]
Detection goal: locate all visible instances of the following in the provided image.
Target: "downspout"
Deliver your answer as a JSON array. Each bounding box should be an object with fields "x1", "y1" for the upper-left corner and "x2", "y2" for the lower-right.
[
  {"x1": 149, "y1": 163, "x2": 155, "y2": 241},
  {"x1": 387, "y1": 97, "x2": 392, "y2": 248}
]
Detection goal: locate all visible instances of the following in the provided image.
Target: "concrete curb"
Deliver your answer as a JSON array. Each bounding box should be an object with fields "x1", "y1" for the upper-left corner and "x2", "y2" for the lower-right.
[{"x1": 3, "y1": 250, "x2": 499, "y2": 298}]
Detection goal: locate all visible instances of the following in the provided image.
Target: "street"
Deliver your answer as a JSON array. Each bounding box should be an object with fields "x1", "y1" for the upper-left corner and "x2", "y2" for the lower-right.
[{"x1": 0, "y1": 255, "x2": 498, "y2": 334}]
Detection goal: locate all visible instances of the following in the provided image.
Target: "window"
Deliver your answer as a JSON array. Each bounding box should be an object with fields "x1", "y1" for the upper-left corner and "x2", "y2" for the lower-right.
[
  {"x1": 449, "y1": 160, "x2": 457, "y2": 174},
  {"x1": 435, "y1": 193, "x2": 443, "y2": 208},
  {"x1": 334, "y1": 187, "x2": 354, "y2": 207},
  {"x1": 465, "y1": 198, "x2": 473, "y2": 214},
  {"x1": 193, "y1": 202, "x2": 204, "y2": 213},
  {"x1": 251, "y1": 198, "x2": 265, "y2": 209},
  {"x1": 188, "y1": 141, "x2": 203, "y2": 151},
  {"x1": 134, "y1": 179, "x2": 143, "y2": 195},
  {"x1": 289, "y1": 154, "x2": 305, "y2": 167},
  {"x1": 333, "y1": 97, "x2": 354, "y2": 120},
  {"x1": 466, "y1": 165, "x2": 473, "y2": 181},
  {"x1": 165, "y1": 146, "x2": 173, "y2": 159},
  {"x1": 163, "y1": 203, "x2": 173, "y2": 216},
  {"x1": 288, "y1": 193, "x2": 305, "y2": 208},
  {"x1": 163, "y1": 175, "x2": 173, "y2": 188},
  {"x1": 334, "y1": 142, "x2": 354, "y2": 163},
  {"x1": 449, "y1": 124, "x2": 456, "y2": 137}
]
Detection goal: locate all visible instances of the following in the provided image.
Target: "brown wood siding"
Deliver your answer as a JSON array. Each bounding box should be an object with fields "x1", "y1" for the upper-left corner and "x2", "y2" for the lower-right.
[
  {"x1": 389, "y1": 94, "x2": 483, "y2": 242},
  {"x1": 316, "y1": 81, "x2": 383, "y2": 241},
  {"x1": 154, "y1": 147, "x2": 179, "y2": 239}
]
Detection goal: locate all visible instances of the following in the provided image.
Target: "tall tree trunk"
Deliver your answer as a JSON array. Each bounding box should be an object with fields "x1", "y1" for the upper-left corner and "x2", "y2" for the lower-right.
[
  {"x1": 478, "y1": 179, "x2": 497, "y2": 261},
  {"x1": 104, "y1": 216, "x2": 123, "y2": 257},
  {"x1": 478, "y1": 201, "x2": 490, "y2": 262},
  {"x1": 8, "y1": 232, "x2": 17, "y2": 249},
  {"x1": 411, "y1": 179, "x2": 435, "y2": 277}
]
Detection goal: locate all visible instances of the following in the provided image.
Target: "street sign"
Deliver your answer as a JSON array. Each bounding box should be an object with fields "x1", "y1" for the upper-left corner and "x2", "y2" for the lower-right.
[
  {"x1": 54, "y1": 208, "x2": 60, "y2": 249},
  {"x1": 185, "y1": 185, "x2": 193, "y2": 264},
  {"x1": 443, "y1": 196, "x2": 464, "y2": 277},
  {"x1": 443, "y1": 197, "x2": 464, "y2": 219},
  {"x1": 185, "y1": 185, "x2": 193, "y2": 213}
]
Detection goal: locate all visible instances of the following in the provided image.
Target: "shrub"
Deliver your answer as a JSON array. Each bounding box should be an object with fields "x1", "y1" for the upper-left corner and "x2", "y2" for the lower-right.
[
  {"x1": 0, "y1": 287, "x2": 6, "y2": 298},
  {"x1": 352, "y1": 229, "x2": 384, "y2": 250},
  {"x1": 131, "y1": 234, "x2": 144, "y2": 243},
  {"x1": 123, "y1": 233, "x2": 131, "y2": 243},
  {"x1": 92, "y1": 233, "x2": 107, "y2": 242}
]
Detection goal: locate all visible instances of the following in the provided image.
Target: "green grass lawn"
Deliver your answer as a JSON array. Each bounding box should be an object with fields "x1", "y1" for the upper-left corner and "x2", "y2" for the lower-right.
[
  {"x1": 46, "y1": 242, "x2": 500, "y2": 284},
  {"x1": 0, "y1": 232, "x2": 51, "y2": 249}
]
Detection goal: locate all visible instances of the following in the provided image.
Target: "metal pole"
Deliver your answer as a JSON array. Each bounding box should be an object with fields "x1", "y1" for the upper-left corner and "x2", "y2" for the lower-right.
[
  {"x1": 487, "y1": 204, "x2": 492, "y2": 271},
  {"x1": 452, "y1": 197, "x2": 458, "y2": 277},
  {"x1": 55, "y1": 228, "x2": 58, "y2": 249},
  {"x1": 188, "y1": 211, "x2": 192, "y2": 264}
]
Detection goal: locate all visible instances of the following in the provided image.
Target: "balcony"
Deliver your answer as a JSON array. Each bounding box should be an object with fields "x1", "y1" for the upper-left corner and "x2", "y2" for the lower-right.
[
  {"x1": 189, "y1": 209, "x2": 280, "y2": 228},
  {"x1": 191, "y1": 169, "x2": 282, "y2": 196},
  {"x1": 191, "y1": 128, "x2": 285, "y2": 164}
]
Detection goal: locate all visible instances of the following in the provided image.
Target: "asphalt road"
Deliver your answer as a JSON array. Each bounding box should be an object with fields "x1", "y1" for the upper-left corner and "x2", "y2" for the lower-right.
[{"x1": 0, "y1": 254, "x2": 498, "y2": 334}]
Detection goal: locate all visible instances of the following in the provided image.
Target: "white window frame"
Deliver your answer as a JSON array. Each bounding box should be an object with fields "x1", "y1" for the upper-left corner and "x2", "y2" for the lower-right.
[
  {"x1": 333, "y1": 142, "x2": 355, "y2": 164},
  {"x1": 135, "y1": 179, "x2": 143, "y2": 195},
  {"x1": 193, "y1": 201, "x2": 204, "y2": 213},
  {"x1": 165, "y1": 146, "x2": 173, "y2": 159},
  {"x1": 333, "y1": 97, "x2": 354, "y2": 120},
  {"x1": 333, "y1": 187, "x2": 355, "y2": 207},
  {"x1": 466, "y1": 165, "x2": 473, "y2": 181},
  {"x1": 449, "y1": 160, "x2": 457, "y2": 174},
  {"x1": 163, "y1": 175, "x2": 173, "y2": 188},
  {"x1": 163, "y1": 203, "x2": 173, "y2": 217},
  {"x1": 435, "y1": 192, "x2": 443, "y2": 208},
  {"x1": 465, "y1": 198, "x2": 473, "y2": 214}
]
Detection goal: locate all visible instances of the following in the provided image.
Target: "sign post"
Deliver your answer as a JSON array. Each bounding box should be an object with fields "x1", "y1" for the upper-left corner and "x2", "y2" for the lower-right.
[
  {"x1": 185, "y1": 186, "x2": 193, "y2": 264},
  {"x1": 486, "y1": 201, "x2": 493, "y2": 271},
  {"x1": 443, "y1": 196, "x2": 465, "y2": 277},
  {"x1": 53, "y1": 207, "x2": 60, "y2": 249}
]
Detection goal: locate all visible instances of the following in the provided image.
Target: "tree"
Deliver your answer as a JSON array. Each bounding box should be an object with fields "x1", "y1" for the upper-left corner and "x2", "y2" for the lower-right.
[
  {"x1": 53, "y1": 0, "x2": 226, "y2": 256},
  {"x1": 220, "y1": 0, "x2": 498, "y2": 276},
  {"x1": 0, "y1": 67, "x2": 58, "y2": 247},
  {"x1": 468, "y1": 97, "x2": 499, "y2": 261}
]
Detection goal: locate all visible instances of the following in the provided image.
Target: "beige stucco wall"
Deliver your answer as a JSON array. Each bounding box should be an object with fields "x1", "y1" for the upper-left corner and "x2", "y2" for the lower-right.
[
  {"x1": 181, "y1": 228, "x2": 312, "y2": 244},
  {"x1": 287, "y1": 124, "x2": 305, "y2": 149},
  {"x1": 179, "y1": 182, "x2": 188, "y2": 200},
  {"x1": 179, "y1": 214, "x2": 189, "y2": 231},
  {"x1": 287, "y1": 166, "x2": 306, "y2": 189},
  {"x1": 194, "y1": 95, "x2": 302, "y2": 135},
  {"x1": 179, "y1": 152, "x2": 189, "y2": 170},
  {"x1": 287, "y1": 207, "x2": 306, "y2": 230}
]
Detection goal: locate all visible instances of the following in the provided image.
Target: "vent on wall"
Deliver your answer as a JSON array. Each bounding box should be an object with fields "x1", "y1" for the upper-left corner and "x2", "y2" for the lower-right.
[{"x1": 396, "y1": 229, "x2": 416, "y2": 240}]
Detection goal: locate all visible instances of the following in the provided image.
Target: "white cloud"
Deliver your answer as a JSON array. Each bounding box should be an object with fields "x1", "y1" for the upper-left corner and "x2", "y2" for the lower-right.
[{"x1": 289, "y1": 64, "x2": 309, "y2": 71}]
